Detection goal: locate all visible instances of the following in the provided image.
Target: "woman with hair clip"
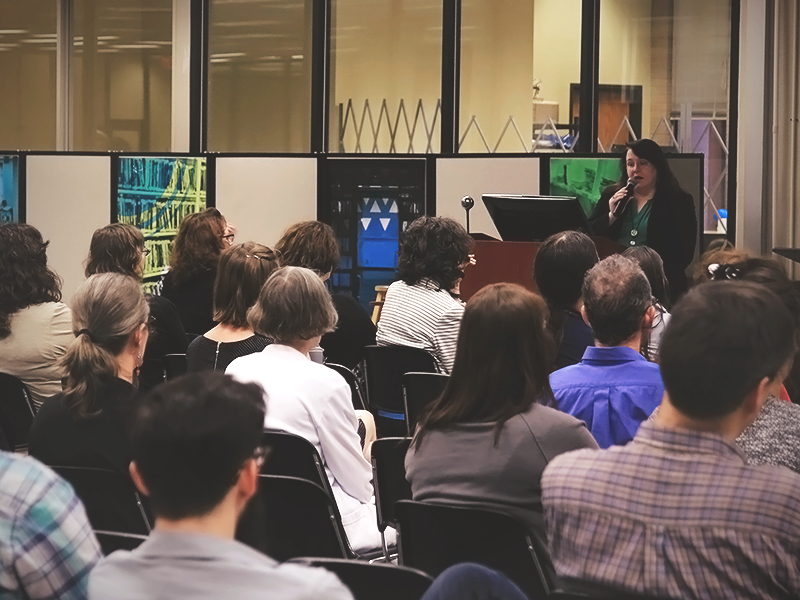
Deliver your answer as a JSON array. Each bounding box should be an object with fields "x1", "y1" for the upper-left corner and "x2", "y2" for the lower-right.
[
  {"x1": 590, "y1": 138, "x2": 697, "y2": 298},
  {"x1": 186, "y1": 242, "x2": 280, "y2": 372},
  {"x1": 0, "y1": 224, "x2": 74, "y2": 409},
  {"x1": 29, "y1": 273, "x2": 150, "y2": 479},
  {"x1": 622, "y1": 245, "x2": 671, "y2": 360},
  {"x1": 405, "y1": 283, "x2": 598, "y2": 539},
  {"x1": 158, "y1": 207, "x2": 232, "y2": 335}
]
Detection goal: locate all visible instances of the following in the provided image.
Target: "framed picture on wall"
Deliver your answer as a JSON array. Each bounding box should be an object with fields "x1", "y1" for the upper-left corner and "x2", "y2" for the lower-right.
[
  {"x1": 0, "y1": 155, "x2": 23, "y2": 224},
  {"x1": 113, "y1": 156, "x2": 211, "y2": 292}
]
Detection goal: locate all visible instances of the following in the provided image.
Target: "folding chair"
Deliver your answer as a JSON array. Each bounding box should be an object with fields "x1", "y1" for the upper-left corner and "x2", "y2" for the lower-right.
[
  {"x1": 371, "y1": 437, "x2": 412, "y2": 560},
  {"x1": 327, "y1": 363, "x2": 368, "y2": 410},
  {"x1": 162, "y1": 353, "x2": 187, "y2": 380},
  {"x1": 363, "y1": 346, "x2": 436, "y2": 438},
  {"x1": 288, "y1": 557, "x2": 433, "y2": 600},
  {"x1": 0, "y1": 372, "x2": 36, "y2": 452},
  {"x1": 94, "y1": 531, "x2": 148, "y2": 555},
  {"x1": 395, "y1": 500, "x2": 557, "y2": 599},
  {"x1": 402, "y1": 372, "x2": 449, "y2": 436}
]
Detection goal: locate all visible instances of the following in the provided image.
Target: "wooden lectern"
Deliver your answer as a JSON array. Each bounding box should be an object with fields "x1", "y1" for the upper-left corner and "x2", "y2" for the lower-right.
[{"x1": 459, "y1": 233, "x2": 625, "y2": 301}]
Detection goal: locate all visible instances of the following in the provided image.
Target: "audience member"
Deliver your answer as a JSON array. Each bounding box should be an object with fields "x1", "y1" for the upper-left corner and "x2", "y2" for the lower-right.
[
  {"x1": 275, "y1": 220, "x2": 376, "y2": 369},
  {"x1": 0, "y1": 451, "x2": 102, "y2": 600},
  {"x1": 543, "y1": 282, "x2": 800, "y2": 599},
  {"x1": 406, "y1": 283, "x2": 597, "y2": 540},
  {"x1": 29, "y1": 273, "x2": 149, "y2": 478},
  {"x1": 0, "y1": 223, "x2": 73, "y2": 408},
  {"x1": 695, "y1": 253, "x2": 800, "y2": 473},
  {"x1": 549, "y1": 255, "x2": 663, "y2": 448},
  {"x1": 88, "y1": 372, "x2": 354, "y2": 600},
  {"x1": 376, "y1": 216, "x2": 472, "y2": 373},
  {"x1": 85, "y1": 223, "x2": 187, "y2": 388},
  {"x1": 227, "y1": 267, "x2": 387, "y2": 552},
  {"x1": 533, "y1": 231, "x2": 598, "y2": 370},
  {"x1": 419, "y1": 563, "x2": 530, "y2": 600},
  {"x1": 157, "y1": 208, "x2": 228, "y2": 335},
  {"x1": 186, "y1": 242, "x2": 278, "y2": 372},
  {"x1": 623, "y1": 245, "x2": 670, "y2": 360}
]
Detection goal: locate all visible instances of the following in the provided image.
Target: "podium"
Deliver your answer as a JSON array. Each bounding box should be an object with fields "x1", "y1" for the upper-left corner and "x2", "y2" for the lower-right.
[{"x1": 459, "y1": 233, "x2": 625, "y2": 302}]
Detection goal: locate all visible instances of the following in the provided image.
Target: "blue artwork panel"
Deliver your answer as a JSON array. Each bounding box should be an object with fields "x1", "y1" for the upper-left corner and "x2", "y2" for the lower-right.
[
  {"x1": 0, "y1": 156, "x2": 20, "y2": 224},
  {"x1": 357, "y1": 197, "x2": 399, "y2": 268}
]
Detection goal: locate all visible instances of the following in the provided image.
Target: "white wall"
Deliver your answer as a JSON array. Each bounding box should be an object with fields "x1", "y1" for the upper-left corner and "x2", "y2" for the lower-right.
[
  {"x1": 214, "y1": 157, "x2": 318, "y2": 249},
  {"x1": 26, "y1": 155, "x2": 112, "y2": 303},
  {"x1": 436, "y1": 157, "x2": 540, "y2": 239}
]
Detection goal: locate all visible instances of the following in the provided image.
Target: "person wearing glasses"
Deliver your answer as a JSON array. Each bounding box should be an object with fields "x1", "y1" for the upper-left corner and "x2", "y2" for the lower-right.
[
  {"x1": 29, "y1": 273, "x2": 150, "y2": 480},
  {"x1": 549, "y1": 255, "x2": 664, "y2": 448},
  {"x1": 622, "y1": 246, "x2": 671, "y2": 361},
  {"x1": 84, "y1": 223, "x2": 188, "y2": 390},
  {"x1": 158, "y1": 207, "x2": 231, "y2": 335}
]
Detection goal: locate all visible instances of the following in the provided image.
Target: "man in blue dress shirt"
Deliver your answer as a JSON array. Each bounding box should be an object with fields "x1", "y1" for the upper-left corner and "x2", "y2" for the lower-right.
[{"x1": 550, "y1": 255, "x2": 663, "y2": 448}]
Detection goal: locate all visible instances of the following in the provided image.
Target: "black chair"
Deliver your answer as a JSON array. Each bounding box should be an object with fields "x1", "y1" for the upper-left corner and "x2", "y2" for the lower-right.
[
  {"x1": 94, "y1": 531, "x2": 148, "y2": 555},
  {"x1": 371, "y1": 437, "x2": 412, "y2": 559},
  {"x1": 395, "y1": 500, "x2": 557, "y2": 599},
  {"x1": 550, "y1": 589, "x2": 675, "y2": 600},
  {"x1": 237, "y1": 475, "x2": 350, "y2": 561},
  {"x1": 51, "y1": 466, "x2": 152, "y2": 551},
  {"x1": 402, "y1": 372, "x2": 449, "y2": 435},
  {"x1": 327, "y1": 363, "x2": 368, "y2": 411},
  {"x1": 363, "y1": 346, "x2": 436, "y2": 438},
  {"x1": 288, "y1": 557, "x2": 433, "y2": 600},
  {"x1": 137, "y1": 358, "x2": 165, "y2": 394},
  {"x1": 260, "y1": 430, "x2": 333, "y2": 496},
  {"x1": 162, "y1": 353, "x2": 187, "y2": 380},
  {"x1": 0, "y1": 372, "x2": 36, "y2": 453}
]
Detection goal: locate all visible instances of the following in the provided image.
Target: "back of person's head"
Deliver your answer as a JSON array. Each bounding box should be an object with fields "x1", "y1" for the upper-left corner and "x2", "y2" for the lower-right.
[
  {"x1": 213, "y1": 242, "x2": 280, "y2": 328},
  {"x1": 533, "y1": 230, "x2": 598, "y2": 309},
  {"x1": 169, "y1": 208, "x2": 227, "y2": 285},
  {"x1": 660, "y1": 282, "x2": 796, "y2": 420},
  {"x1": 129, "y1": 372, "x2": 265, "y2": 520},
  {"x1": 623, "y1": 246, "x2": 670, "y2": 309},
  {"x1": 274, "y1": 220, "x2": 340, "y2": 276},
  {"x1": 693, "y1": 246, "x2": 748, "y2": 285},
  {"x1": 398, "y1": 216, "x2": 473, "y2": 290},
  {"x1": 0, "y1": 223, "x2": 62, "y2": 340},
  {"x1": 413, "y1": 283, "x2": 554, "y2": 448},
  {"x1": 61, "y1": 273, "x2": 149, "y2": 419},
  {"x1": 582, "y1": 255, "x2": 652, "y2": 346},
  {"x1": 85, "y1": 223, "x2": 145, "y2": 279},
  {"x1": 248, "y1": 266, "x2": 337, "y2": 342}
]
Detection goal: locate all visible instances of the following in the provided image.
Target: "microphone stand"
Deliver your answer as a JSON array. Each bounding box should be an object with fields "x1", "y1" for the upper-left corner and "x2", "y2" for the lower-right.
[{"x1": 461, "y1": 196, "x2": 475, "y2": 235}]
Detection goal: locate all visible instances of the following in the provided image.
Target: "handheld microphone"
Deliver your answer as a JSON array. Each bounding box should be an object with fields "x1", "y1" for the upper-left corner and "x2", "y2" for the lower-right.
[{"x1": 612, "y1": 178, "x2": 638, "y2": 218}]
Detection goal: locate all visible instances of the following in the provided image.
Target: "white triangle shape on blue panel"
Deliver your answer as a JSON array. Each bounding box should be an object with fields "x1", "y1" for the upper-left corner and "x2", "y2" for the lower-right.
[
  {"x1": 380, "y1": 218, "x2": 391, "y2": 231},
  {"x1": 363, "y1": 198, "x2": 370, "y2": 207},
  {"x1": 361, "y1": 218, "x2": 372, "y2": 230},
  {"x1": 370, "y1": 201, "x2": 382, "y2": 213},
  {"x1": 389, "y1": 201, "x2": 398, "y2": 213}
]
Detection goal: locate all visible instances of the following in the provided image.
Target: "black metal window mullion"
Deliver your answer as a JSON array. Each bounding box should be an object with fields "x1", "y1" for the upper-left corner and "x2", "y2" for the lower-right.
[
  {"x1": 440, "y1": 0, "x2": 461, "y2": 154},
  {"x1": 577, "y1": 0, "x2": 600, "y2": 153},
  {"x1": 190, "y1": 0, "x2": 209, "y2": 154},
  {"x1": 311, "y1": 0, "x2": 332, "y2": 153}
]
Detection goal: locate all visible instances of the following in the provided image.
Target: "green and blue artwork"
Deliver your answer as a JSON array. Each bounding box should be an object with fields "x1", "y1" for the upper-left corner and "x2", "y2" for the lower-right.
[
  {"x1": 117, "y1": 157, "x2": 207, "y2": 291},
  {"x1": 549, "y1": 157, "x2": 622, "y2": 217},
  {"x1": 0, "y1": 156, "x2": 20, "y2": 224}
]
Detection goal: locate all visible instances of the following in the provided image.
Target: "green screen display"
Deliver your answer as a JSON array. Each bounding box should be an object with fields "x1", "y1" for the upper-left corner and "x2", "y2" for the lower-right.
[{"x1": 549, "y1": 157, "x2": 622, "y2": 217}]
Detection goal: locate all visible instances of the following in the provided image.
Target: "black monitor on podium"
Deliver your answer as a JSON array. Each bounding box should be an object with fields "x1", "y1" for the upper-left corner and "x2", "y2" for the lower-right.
[{"x1": 482, "y1": 194, "x2": 593, "y2": 242}]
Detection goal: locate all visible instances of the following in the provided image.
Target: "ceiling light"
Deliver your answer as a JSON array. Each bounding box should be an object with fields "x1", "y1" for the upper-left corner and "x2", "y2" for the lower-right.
[
  {"x1": 97, "y1": 35, "x2": 119, "y2": 41},
  {"x1": 0, "y1": 29, "x2": 29, "y2": 35},
  {"x1": 22, "y1": 39, "x2": 56, "y2": 44},
  {"x1": 210, "y1": 52, "x2": 246, "y2": 59},
  {"x1": 113, "y1": 44, "x2": 161, "y2": 49},
  {"x1": 291, "y1": 54, "x2": 303, "y2": 60}
]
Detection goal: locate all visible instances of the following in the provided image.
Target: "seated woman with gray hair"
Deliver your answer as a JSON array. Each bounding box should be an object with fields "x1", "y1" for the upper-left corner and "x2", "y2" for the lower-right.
[{"x1": 226, "y1": 266, "x2": 387, "y2": 553}]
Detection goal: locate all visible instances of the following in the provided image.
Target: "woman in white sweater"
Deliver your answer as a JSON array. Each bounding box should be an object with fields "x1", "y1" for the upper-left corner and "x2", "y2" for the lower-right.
[{"x1": 227, "y1": 266, "x2": 388, "y2": 553}]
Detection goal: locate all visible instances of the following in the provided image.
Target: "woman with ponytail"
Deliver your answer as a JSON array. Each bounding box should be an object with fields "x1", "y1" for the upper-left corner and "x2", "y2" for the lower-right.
[{"x1": 29, "y1": 273, "x2": 150, "y2": 478}]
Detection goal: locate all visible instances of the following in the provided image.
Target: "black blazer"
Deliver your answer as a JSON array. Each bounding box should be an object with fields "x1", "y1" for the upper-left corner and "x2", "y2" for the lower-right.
[{"x1": 590, "y1": 185, "x2": 697, "y2": 298}]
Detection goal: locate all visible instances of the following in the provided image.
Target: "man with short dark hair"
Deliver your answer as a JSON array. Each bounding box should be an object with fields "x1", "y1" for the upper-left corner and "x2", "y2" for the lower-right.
[
  {"x1": 542, "y1": 282, "x2": 800, "y2": 599},
  {"x1": 88, "y1": 372, "x2": 353, "y2": 600},
  {"x1": 549, "y1": 255, "x2": 663, "y2": 447}
]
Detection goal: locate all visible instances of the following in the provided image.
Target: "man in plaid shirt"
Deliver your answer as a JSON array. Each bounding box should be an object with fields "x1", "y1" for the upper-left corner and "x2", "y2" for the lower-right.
[
  {"x1": 0, "y1": 451, "x2": 102, "y2": 599},
  {"x1": 543, "y1": 282, "x2": 800, "y2": 600}
]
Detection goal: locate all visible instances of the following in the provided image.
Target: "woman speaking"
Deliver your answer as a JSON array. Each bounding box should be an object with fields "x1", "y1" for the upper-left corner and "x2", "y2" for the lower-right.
[{"x1": 590, "y1": 138, "x2": 697, "y2": 298}]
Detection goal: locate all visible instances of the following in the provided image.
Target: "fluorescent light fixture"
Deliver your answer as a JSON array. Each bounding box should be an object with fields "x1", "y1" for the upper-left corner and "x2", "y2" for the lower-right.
[
  {"x1": 22, "y1": 39, "x2": 56, "y2": 44},
  {"x1": 210, "y1": 52, "x2": 246, "y2": 59},
  {"x1": 210, "y1": 57, "x2": 231, "y2": 63},
  {"x1": 291, "y1": 54, "x2": 303, "y2": 60},
  {"x1": 98, "y1": 48, "x2": 121, "y2": 53},
  {"x1": 0, "y1": 29, "x2": 29, "y2": 35},
  {"x1": 112, "y1": 44, "x2": 161, "y2": 49},
  {"x1": 32, "y1": 33, "x2": 57, "y2": 38},
  {"x1": 97, "y1": 35, "x2": 119, "y2": 41}
]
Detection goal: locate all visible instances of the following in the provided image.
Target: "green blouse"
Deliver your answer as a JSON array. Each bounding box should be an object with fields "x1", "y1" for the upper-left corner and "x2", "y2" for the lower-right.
[{"x1": 617, "y1": 199, "x2": 653, "y2": 248}]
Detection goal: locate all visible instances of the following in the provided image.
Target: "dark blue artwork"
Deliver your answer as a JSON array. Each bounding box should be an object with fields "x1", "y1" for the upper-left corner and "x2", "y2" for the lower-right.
[
  {"x1": 0, "y1": 156, "x2": 20, "y2": 224},
  {"x1": 358, "y1": 197, "x2": 399, "y2": 268}
]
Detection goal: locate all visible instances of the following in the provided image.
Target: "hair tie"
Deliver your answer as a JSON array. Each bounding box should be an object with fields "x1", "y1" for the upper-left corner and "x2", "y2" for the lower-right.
[
  {"x1": 707, "y1": 263, "x2": 740, "y2": 281},
  {"x1": 78, "y1": 329, "x2": 97, "y2": 343}
]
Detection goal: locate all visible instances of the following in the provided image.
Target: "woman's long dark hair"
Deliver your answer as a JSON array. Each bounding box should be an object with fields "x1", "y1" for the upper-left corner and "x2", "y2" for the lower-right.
[
  {"x1": 623, "y1": 246, "x2": 671, "y2": 309},
  {"x1": 412, "y1": 283, "x2": 555, "y2": 449},
  {"x1": 169, "y1": 208, "x2": 226, "y2": 286},
  {"x1": 0, "y1": 224, "x2": 62, "y2": 339},
  {"x1": 616, "y1": 138, "x2": 683, "y2": 194}
]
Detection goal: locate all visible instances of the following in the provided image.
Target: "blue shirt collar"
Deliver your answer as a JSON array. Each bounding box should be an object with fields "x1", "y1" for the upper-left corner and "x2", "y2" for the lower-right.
[{"x1": 580, "y1": 345, "x2": 646, "y2": 365}]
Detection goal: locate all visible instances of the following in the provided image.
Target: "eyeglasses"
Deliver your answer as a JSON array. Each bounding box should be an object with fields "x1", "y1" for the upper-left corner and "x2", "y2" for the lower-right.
[
  {"x1": 221, "y1": 233, "x2": 235, "y2": 244},
  {"x1": 650, "y1": 297, "x2": 665, "y2": 329},
  {"x1": 142, "y1": 247, "x2": 151, "y2": 257}
]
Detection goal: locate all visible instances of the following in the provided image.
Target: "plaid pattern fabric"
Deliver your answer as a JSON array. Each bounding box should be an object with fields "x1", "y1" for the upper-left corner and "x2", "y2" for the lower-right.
[
  {"x1": 0, "y1": 452, "x2": 102, "y2": 599},
  {"x1": 542, "y1": 421, "x2": 800, "y2": 600}
]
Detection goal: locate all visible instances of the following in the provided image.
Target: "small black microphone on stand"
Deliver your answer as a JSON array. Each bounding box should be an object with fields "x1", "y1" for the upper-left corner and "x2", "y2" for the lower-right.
[
  {"x1": 613, "y1": 179, "x2": 638, "y2": 218},
  {"x1": 461, "y1": 196, "x2": 475, "y2": 234}
]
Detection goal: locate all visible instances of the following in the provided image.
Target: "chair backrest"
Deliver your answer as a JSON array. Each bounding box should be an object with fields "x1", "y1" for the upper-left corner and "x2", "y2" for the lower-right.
[
  {"x1": 371, "y1": 437, "x2": 412, "y2": 532},
  {"x1": 0, "y1": 372, "x2": 36, "y2": 451},
  {"x1": 51, "y1": 466, "x2": 152, "y2": 536},
  {"x1": 259, "y1": 430, "x2": 334, "y2": 499},
  {"x1": 363, "y1": 346, "x2": 436, "y2": 436},
  {"x1": 237, "y1": 475, "x2": 351, "y2": 561},
  {"x1": 395, "y1": 500, "x2": 556, "y2": 599},
  {"x1": 288, "y1": 557, "x2": 433, "y2": 600},
  {"x1": 94, "y1": 531, "x2": 148, "y2": 555},
  {"x1": 549, "y1": 590, "x2": 675, "y2": 600},
  {"x1": 402, "y1": 372, "x2": 449, "y2": 436},
  {"x1": 326, "y1": 363, "x2": 367, "y2": 410},
  {"x1": 162, "y1": 353, "x2": 187, "y2": 380}
]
